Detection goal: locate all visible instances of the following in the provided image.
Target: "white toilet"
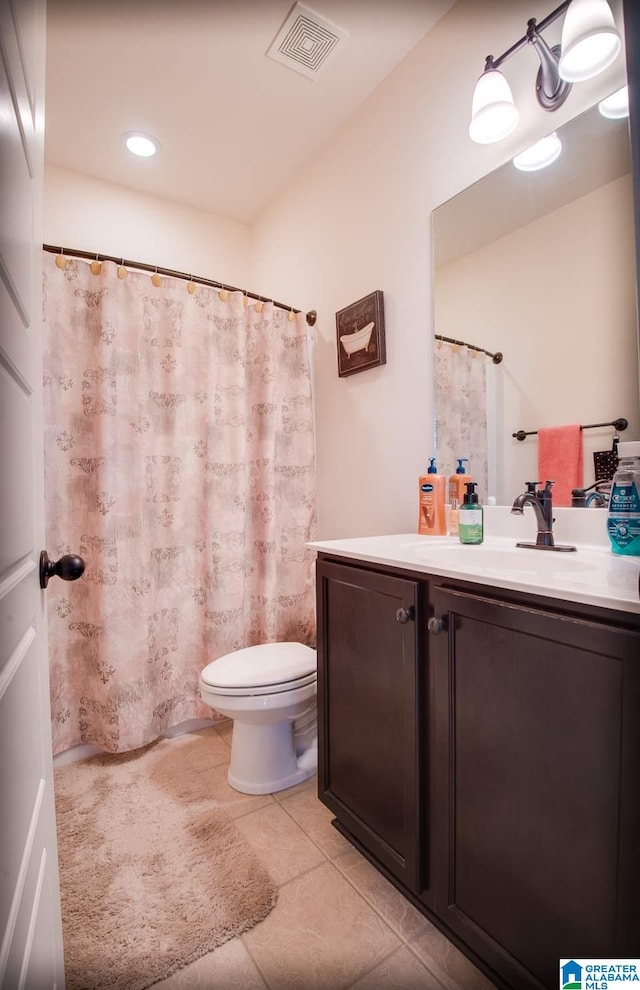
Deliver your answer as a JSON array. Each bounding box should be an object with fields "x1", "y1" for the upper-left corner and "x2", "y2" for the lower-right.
[{"x1": 199, "y1": 642, "x2": 317, "y2": 795}]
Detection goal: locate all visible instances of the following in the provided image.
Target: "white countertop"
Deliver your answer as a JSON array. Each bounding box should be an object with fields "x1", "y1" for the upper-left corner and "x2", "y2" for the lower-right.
[{"x1": 308, "y1": 512, "x2": 640, "y2": 616}]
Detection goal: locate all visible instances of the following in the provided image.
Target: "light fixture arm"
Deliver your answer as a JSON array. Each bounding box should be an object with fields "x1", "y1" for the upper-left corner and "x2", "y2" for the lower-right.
[
  {"x1": 483, "y1": 1, "x2": 573, "y2": 112},
  {"x1": 527, "y1": 19, "x2": 573, "y2": 110}
]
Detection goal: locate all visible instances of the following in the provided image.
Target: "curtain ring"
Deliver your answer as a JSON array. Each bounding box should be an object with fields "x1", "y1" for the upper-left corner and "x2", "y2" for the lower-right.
[
  {"x1": 219, "y1": 284, "x2": 228, "y2": 302},
  {"x1": 287, "y1": 307, "x2": 296, "y2": 323},
  {"x1": 243, "y1": 289, "x2": 250, "y2": 308},
  {"x1": 117, "y1": 259, "x2": 127, "y2": 279},
  {"x1": 151, "y1": 267, "x2": 161, "y2": 288},
  {"x1": 254, "y1": 299, "x2": 264, "y2": 314},
  {"x1": 55, "y1": 247, "x2": 67, "y2": 270},
  {"x1": 187, "y1": 275, "x2": 196, "y2": 295},
  {"x1": 90, "y1": 253, "x2": 102, "y2": 275}
]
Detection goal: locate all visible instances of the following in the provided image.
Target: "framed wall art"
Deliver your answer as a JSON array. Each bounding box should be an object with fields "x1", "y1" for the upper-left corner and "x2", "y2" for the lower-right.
[{"x1": 335, "y1": 290, "x2": 386, "y2": 378}]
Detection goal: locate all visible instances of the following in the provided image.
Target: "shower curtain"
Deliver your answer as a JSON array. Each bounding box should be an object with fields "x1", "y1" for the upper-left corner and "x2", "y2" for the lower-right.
[
  {"x1": 43, "y1": 253, "x2": 316, "y2": 755},
  {"x1": 434, "y1": 342, "x2": 489, "y2": 499}
]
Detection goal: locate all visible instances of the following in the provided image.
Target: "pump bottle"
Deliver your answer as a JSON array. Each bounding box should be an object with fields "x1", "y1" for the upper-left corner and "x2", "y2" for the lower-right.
[
  {"x1": 418, "y1": 459, "x2": 447, "y2": 536},
  {"x1": 449, "y1": 458, "x2": 473, "y2": 507},
  {"x1": 458, "y1": 481, "x2": 483, "y2": 545}
]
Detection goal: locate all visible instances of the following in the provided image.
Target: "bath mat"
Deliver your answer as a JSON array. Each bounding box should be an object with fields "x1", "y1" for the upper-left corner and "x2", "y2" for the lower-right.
[{"x1": 54, "y1": 732, "x2": 277, "y2": 990}]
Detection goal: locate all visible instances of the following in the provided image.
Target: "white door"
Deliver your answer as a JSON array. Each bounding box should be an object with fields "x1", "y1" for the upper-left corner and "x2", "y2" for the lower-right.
[{"x1": 0, "y1": 0, "x2": 66, "y2": 987}]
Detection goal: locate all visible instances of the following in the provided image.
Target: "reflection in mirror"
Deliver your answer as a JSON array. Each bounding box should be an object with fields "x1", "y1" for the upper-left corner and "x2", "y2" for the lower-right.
[{"x1": 433, "y1": 94, "x2": 640, "y2": 507}]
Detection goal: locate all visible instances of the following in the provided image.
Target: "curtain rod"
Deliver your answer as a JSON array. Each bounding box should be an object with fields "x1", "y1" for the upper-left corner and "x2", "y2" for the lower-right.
[
  {"x1": 512, "y1": 418, "x2": 629, "y2": 441},
  {"x1": 43, "y1": 244, "x2": 318, "y2": 326},
  {"x1": 435, "y1": 334, "x2": 503, "y2": 365}
]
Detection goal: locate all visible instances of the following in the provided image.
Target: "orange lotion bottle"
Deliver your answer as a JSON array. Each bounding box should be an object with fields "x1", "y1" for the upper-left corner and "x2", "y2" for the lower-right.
[
  {"x1": 418, "y1": 459, "x2": 447, "y2": 535},
  {"x1": 449, "y1": 458, "x2": 473, "y2": 506}
]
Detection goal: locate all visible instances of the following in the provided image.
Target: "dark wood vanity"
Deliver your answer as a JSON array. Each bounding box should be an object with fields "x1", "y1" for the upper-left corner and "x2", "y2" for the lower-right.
[{"x1": 315, "y1": 552, "x2": 640, "y2": 990}]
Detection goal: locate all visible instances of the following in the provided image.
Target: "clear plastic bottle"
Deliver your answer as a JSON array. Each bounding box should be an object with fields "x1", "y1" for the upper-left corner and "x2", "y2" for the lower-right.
[{"x1": 607, "y1": 441, "x2": 640, "y2": 556}]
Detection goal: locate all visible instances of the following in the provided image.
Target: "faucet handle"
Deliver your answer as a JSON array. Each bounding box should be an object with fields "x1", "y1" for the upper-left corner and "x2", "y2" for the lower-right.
[{"x1": 526, "y1": 481, "x2": 540, "y2": 493}]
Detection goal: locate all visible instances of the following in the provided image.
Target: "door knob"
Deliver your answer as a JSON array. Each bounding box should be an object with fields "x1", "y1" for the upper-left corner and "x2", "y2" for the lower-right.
[
  {"x1": 39, "y1": 550, "x2": 85, "y2": 589},
  {"x1": 395, "y1": 606, "x2": 415, "y2": 624},
  {"x1": 427, "y1": 616, "x2": 448, "y2": 635}
]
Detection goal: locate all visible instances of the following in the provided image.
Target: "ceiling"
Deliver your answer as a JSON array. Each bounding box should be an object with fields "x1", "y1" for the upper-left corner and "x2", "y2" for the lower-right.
[{"x1": 45, "y1": 0, "x2": 456, "y2": 225}]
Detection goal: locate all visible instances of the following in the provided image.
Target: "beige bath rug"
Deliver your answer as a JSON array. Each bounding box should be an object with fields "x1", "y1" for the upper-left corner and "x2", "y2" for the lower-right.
[{"x1": 54, "y1": 732, "x2": 277, "y2": 990}]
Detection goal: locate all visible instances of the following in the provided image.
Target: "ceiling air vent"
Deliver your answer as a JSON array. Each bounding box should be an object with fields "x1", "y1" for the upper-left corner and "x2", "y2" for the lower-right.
[{"x1": 266, "y1": 2, "x2": 348, "y2": 80}]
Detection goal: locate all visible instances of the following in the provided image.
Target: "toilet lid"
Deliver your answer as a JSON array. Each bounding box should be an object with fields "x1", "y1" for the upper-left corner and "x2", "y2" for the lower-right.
[{"x1": 201, "y1": 642, "x2": 316, "y2": 690}]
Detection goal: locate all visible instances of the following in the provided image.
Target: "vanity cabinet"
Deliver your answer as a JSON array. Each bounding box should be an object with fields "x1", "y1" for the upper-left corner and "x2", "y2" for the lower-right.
[
  {"x1": 315, "y1": 553, "x2": 640, "y2": 990},
  {"x1": 316, "y1": 559, "x2": 422, "y2": 891},
  {"x1": 431, "y1": 586, "x2": 640, "y2": 990}
]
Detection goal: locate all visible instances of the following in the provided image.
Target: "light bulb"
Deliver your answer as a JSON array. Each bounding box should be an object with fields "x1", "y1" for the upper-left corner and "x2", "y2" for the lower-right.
[
  {"x1": 558, "y1": 0, "x2": 621, "y2": 83},
  {"x1": 513, "y1": 132, "x2": 562, "y2": 172},
  {"x1": 469, "y1": 69, "x2": 519, "y2": 145},
  {"x1": 598, "y1": 85, "x2": 629, "y2": 119}
]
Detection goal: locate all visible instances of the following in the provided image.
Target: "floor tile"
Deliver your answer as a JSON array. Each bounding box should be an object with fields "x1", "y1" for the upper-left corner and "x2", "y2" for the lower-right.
[
  {"x1": 212, "y1": 721, "x2": 233, "y2": 747},
  {"x1": 349, "y1": 946, "x2": 447, "y2": 990},
  {"x1": 234, "y1": 802, "x2": 326, "y2": 885},
  {"x1": 195, "y1": 761, "x2": 275, "y2": 819},
  {"x1": 409, "y1": 924, "x2": 498, "y2": 990},
  {"x1": 242, "y1": 861, "x2": 401, "y2": 990},
  {"x1": 153, "y1": 936, "x2": 268, "y2": 990},
  {"x1": 334, "y1": 846, "x2": 431, "y2": 942},
  {"x1": 272, "y1": 772, "x2": 316, "y2": 803},
  {"x1": 279, "y1": 785, "x2": 351, "y2": 858}
]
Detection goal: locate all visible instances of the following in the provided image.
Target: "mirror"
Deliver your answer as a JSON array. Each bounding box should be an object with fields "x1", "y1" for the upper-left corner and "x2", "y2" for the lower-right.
[{"x1": 432, "y1": 93, "x2": 640, "y2": 506}]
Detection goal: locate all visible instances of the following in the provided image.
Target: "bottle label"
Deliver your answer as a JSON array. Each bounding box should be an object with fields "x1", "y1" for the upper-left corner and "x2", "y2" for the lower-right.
[
  {"x1": 459, "y1": 507, "x2": 483, "y2": 542},
  {"x1": 459, "y1": 507, "x2": 481, "y2": 524},
  {"x1": 421, "y1": 483, "x2": 433, "y2": 494},
  {"x1": 607, "y1": 480, "x2": 640, "y2": 554}
]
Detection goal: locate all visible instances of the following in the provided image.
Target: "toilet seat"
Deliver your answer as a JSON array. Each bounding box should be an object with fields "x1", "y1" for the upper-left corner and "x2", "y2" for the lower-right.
[{"x1": 201, "y1": 642, "x2": 316, "y2": 696}]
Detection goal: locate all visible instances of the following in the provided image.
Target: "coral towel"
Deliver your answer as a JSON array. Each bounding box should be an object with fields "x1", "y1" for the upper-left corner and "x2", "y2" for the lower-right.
[{"x1": 538, "y1": 425, "x2": 583, "y2": 507}]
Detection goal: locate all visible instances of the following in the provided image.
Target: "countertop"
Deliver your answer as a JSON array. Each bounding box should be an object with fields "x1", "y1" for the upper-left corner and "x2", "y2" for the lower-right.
[{"x1": 308, "y1": 531, "x2": 640, "y2": 615}]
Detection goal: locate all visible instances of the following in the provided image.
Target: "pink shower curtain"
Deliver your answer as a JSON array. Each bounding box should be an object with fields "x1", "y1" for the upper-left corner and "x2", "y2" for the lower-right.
[{"x1": 43, "y1": 254, "x2": 316, "y2": 755}]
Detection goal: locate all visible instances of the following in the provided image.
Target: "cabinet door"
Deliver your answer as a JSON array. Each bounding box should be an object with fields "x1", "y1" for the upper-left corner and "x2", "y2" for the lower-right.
[
  {"x1": 431, "y1": 586, "x2": 640, "y2": 990},
  {"x1": 316, "y1": 560, "x2": 421, "y2": 890}
]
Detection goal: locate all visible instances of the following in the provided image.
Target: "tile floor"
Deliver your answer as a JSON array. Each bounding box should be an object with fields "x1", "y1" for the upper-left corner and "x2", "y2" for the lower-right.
[{"x1": 150, "y1": 723, "x2": 497, "y2": 990}]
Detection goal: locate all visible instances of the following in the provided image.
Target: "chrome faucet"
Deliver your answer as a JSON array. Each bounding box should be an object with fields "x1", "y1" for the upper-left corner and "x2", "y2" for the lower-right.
[{"x1": 511, "y1": 480, "x2": 576, "y2": 552}]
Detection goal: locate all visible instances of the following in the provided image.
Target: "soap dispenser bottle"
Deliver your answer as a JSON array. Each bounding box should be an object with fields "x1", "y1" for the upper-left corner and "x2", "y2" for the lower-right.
[
  {"x1": 459, "y1": 482, "x2": 483, "y2": 545},
  {"x1": 449, "y1": 458, "x2": 473, "y2": 507},
  {"x1": 418, "y1": 459, "x2": 447, "y2": 536}
]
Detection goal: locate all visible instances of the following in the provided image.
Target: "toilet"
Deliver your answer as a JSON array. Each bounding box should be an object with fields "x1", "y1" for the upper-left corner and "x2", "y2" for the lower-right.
[{"x1": 199, "y1": 642, "x2": 317, "y2": 795}]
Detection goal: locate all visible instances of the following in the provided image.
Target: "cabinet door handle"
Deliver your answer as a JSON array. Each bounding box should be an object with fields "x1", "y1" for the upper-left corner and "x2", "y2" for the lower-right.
[
  {"x1": 395, "y1": 606, "x2": 415, "y2": 624},
  {"x1": 427, "y1": 616, "x2": 448, "y2": 635}
]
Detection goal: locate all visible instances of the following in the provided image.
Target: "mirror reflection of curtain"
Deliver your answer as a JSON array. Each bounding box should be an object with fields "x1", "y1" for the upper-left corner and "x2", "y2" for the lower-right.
[
  {"x1": 43, "y1": 253, "x2": 317, "y2": 756},
  {"x1": 434, "y1": 342, "x2": 489, "y2": 501}
]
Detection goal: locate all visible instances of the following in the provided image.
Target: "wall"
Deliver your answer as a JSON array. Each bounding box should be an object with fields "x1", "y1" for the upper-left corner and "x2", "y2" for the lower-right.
[
  {"x1": 44, "y1": 165, "x2": 251, "y2": 287},
  {"x1": 250, "y1": 0, "x2": 628, "y2": 538},
  {"x1": 436, "y1": 174, "x2": 639, "y2": 503}
]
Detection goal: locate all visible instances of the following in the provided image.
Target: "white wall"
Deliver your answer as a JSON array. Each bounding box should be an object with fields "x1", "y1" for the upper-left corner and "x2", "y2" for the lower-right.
[
  {"x1": 43, "y1": 1, "x2": 630, "y2": 540},
  {"x1": 249, "y1": 0, "x2": 628, "y2": 538},
  {"x1": 436, "y1": 174, "x2": 639, "y2": 504},
  {"x1": 44, "y1": 165, "x2": 251, "y2": 288}
]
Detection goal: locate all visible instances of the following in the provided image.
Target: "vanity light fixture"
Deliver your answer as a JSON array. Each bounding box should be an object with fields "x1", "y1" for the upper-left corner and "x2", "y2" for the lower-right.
[
  {"x1": 513, "y1": 131, "x2": 562, "y2": 170},
  {"x1": 598, "y1": 84, "x2": 629, "y2": 118},
  {"x1": 469, "y1": 0, "x2": 622, "y2": 145},
  {"x1": 122, "y1": 131, "x2": 161, "y2": 158}
]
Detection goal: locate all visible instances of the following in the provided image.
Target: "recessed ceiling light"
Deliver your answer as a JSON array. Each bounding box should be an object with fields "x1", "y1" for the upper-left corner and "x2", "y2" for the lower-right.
[
  {"x1": 122, "y1": 132, "x2": 160, "y2": 158},
  {"x1": 598, "y1": 85, "x2": 629, "y2": 119}
]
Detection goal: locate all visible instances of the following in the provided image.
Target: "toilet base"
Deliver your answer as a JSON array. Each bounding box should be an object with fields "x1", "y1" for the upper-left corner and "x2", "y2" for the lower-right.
[{"x1": 227, "y1": 719, "x2": 316, "y2": 795}]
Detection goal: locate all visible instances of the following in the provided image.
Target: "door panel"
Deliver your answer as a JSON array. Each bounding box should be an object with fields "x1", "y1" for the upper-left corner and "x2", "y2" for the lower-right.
[{"x1": 0, "y1": 0, "x2": 65, "y2": 986}]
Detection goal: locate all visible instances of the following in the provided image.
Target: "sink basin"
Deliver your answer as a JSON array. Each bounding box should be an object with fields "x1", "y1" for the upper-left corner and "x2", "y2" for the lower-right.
[{"x1": 404, "y1": 542, "x2": 598, "y2": 575}]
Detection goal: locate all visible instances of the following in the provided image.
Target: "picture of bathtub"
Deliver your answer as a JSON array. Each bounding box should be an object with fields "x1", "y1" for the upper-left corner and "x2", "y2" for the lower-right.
[
  {"x1": 340, "y1": 321, "x2": 375, "y2": 356},
  {"x1": 335, "y1": 291, "x2": 386, "y2": 378}
]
